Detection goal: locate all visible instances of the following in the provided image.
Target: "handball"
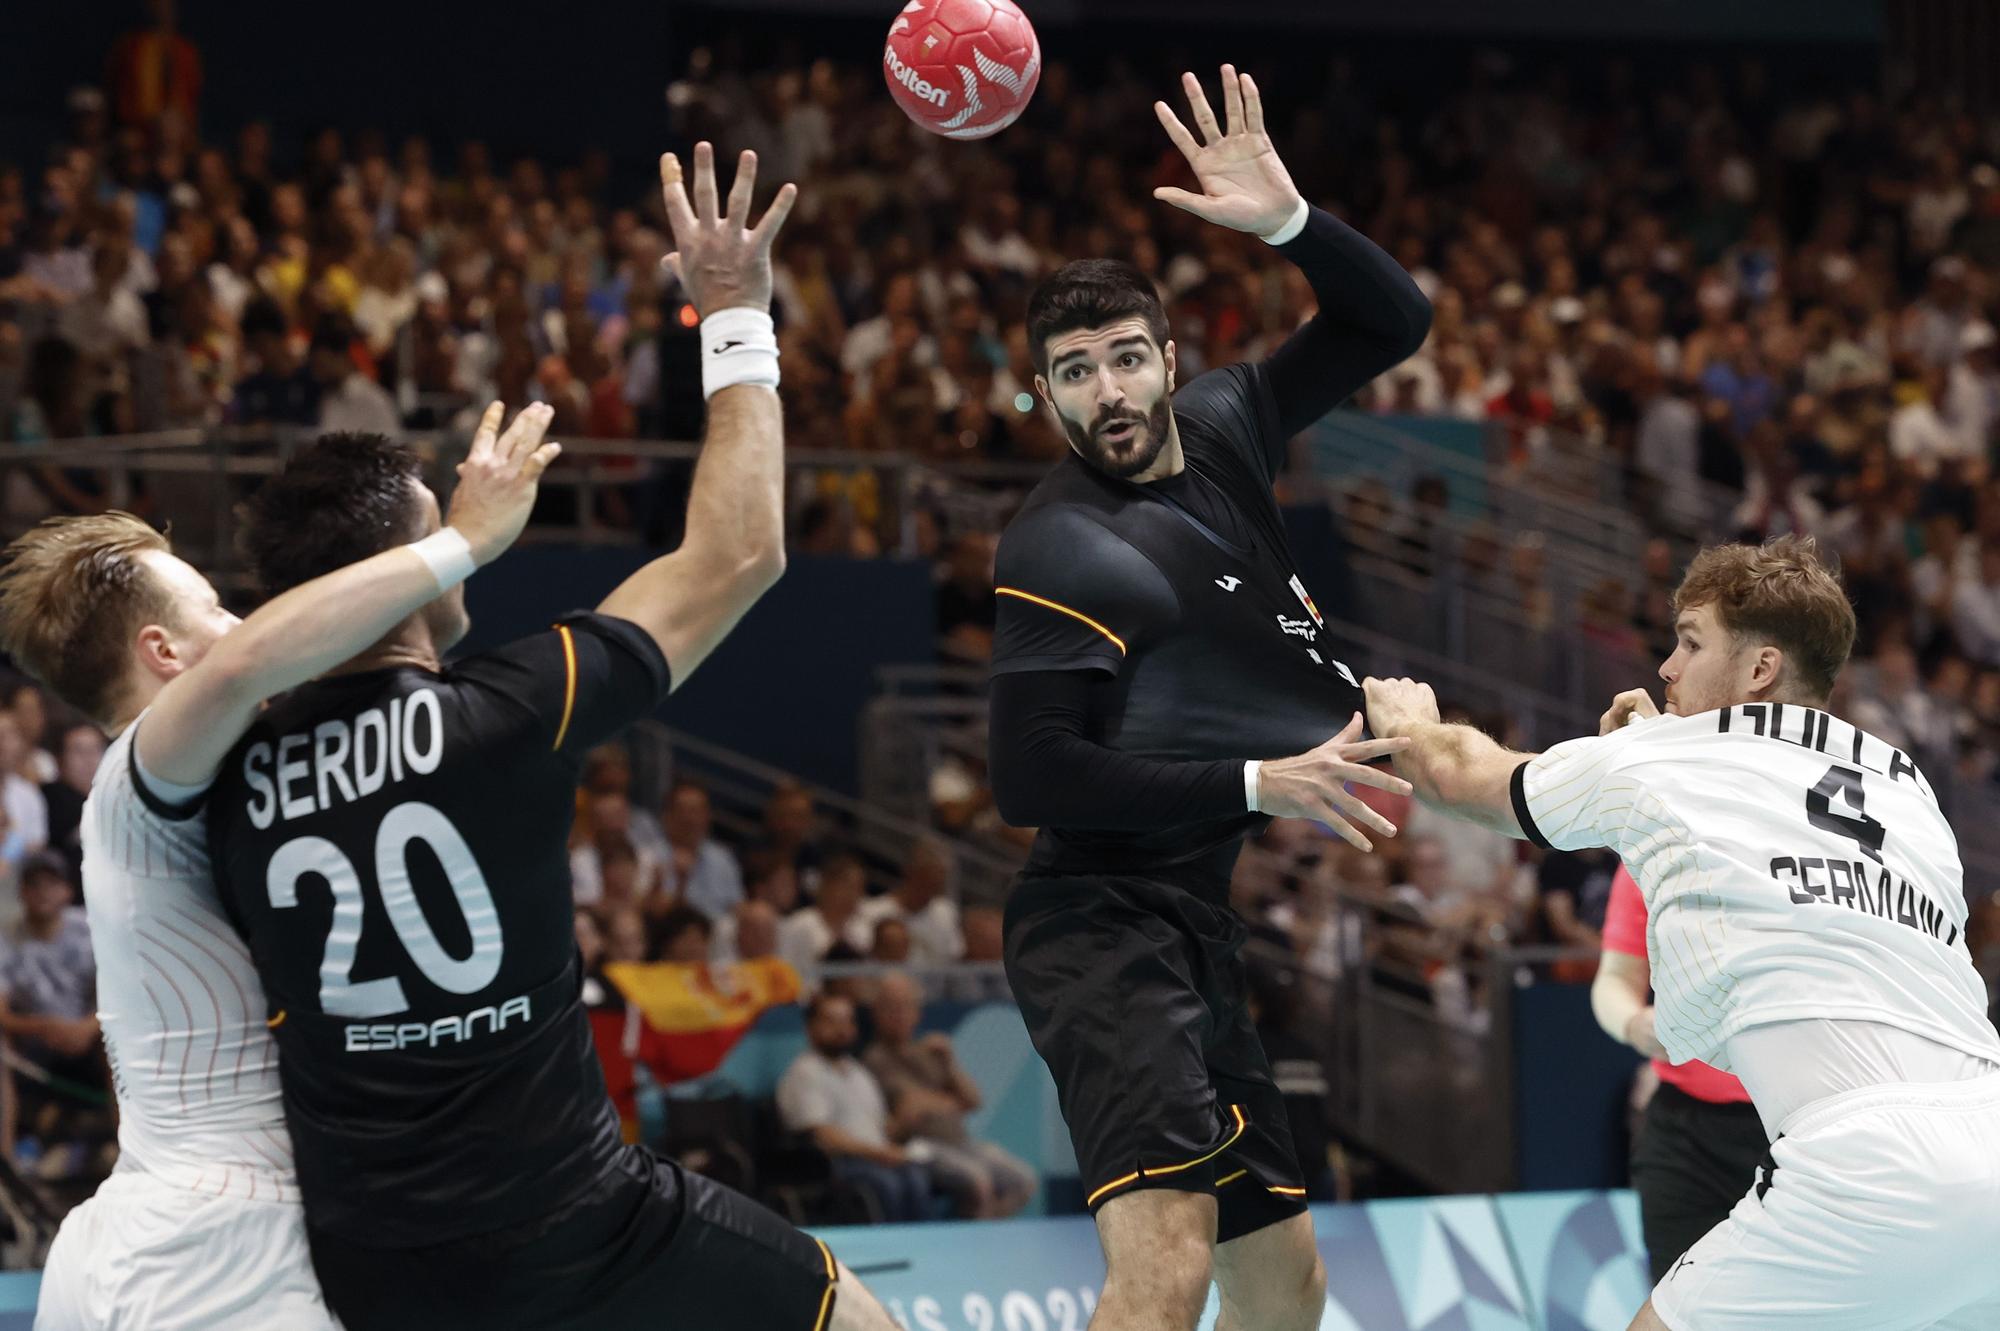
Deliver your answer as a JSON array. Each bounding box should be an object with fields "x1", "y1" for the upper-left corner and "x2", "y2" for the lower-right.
[{"x1": 883, "y1": 0, "x2": 1041, "y2": 140}]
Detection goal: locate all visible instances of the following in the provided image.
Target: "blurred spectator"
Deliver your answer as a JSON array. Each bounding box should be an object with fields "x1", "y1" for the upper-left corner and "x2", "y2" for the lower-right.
[
  {"x1": 652, "y1": 905, "x2": 713, "y2": 965},
  {"x1": 869, "y1": 918, "x2": 912, "y2": 965},
  {"x1": 570, "y1": 791, "x2": 664, "y2": 907},
  {"x1": 760, "y1": 782, "x2": 824, "y2": 899},
  {"x1": 0, "y1": 853, "x2": 103, "y2": 1171},
  {"x1": 852, "y1": 838, "x2": 963, "y2": 966},
  {"x1": 109, "y1": 0, "x2": 201, "y2": 131},
  {"x1": 865, "y1": 973, "x2": 1034, "y2": 1219},
  {"x1": 935, "y1": 533, "x2": 997, "y2": 665},
  {"x1": 1953, "y1": 543, "x2": 2000, "y2": 668},
  {"x1": 939, "y1": 904, "x2": 1011, "y2": 1005},
  {"x1": 0, "y1": 715, "x2": 48, "y2": 861},
  {"x1": 602, "y1": 904, "x2": 649, "y2": 965},
  {"x1": 776, "y1": 992, "x2": 935, "y2": 1223},
  {"x1": 39, "y1": 723, "x2": 103, "y2": 890},
  {"x1": 659, "y1": 780, "x2": 743, "y2": 922},
  {"x1": 1848, "y1": 639, "x2": 1955, "y2": 769},
  {"x1": 7, "y1": 685, "x2": 57, "y2": 786},
  {"x1": 310, "y1": 320, "x2": 400, "y2": 436},
  {"x1": 776, "y1": 849, "x2": 867, "y2": 975},
  {"x1": 710, "y1": 899, "x2": 781, "y2": 968}
]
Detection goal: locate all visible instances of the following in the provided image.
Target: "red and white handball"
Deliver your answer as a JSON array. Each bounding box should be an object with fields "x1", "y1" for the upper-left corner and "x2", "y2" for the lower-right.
[{"x1": 882, "y1": 0, "x2": 1041, "y2": 140}]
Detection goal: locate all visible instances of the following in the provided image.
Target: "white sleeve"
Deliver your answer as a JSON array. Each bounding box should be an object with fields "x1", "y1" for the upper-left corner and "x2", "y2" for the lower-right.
[{"x1": 1509, "y1": 725, "x2": 1654, "y2": 854}]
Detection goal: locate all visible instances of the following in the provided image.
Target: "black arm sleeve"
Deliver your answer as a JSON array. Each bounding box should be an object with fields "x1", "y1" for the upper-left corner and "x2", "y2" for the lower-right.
[
  {"x1": 1263, "y1": 206, "x2": 1433, "y2": 439},
  {"x1": 988, "y1": 669, "x2": 1247, "y2": 831}
]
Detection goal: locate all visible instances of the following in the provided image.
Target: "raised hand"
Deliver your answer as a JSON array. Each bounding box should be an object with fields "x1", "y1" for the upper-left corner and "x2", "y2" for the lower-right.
[
  {"x1": 658, "y1": 143, "x2": 798, "y2": 316},
  {"x1": 1152, "y1": 65, "x2": 1305, "y2": 238},
  {"x1": 446, "y1": 400, "x2": 562, "y2": 565},
  {"x1": 1254, "y1": 712, "x2": 1413, "y2": 853}
]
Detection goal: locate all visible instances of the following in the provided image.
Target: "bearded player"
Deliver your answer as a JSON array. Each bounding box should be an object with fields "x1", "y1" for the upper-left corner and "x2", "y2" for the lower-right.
[
  {"x1": 989, "y1": 66, "x2": 1430, "y2": 1331},
  {"x1": 1366, "y1": 536, "x2": 2000, "y2": 1331},
  {"x1": 0, "y1": 403, "x2": 559, "y2": 1328}
]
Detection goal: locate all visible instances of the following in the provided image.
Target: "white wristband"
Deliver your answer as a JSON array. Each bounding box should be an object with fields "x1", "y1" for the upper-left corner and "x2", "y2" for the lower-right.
[
  {"x1": 701, "y1": 307, "x2": 780, "y2": 400},
  {"x1": 1260, "y1": 198, "x2": 1310, "y2": 247},
  {"x1": 1244, "y1": 759, "x2": 1263, "y2": 813},
  {"x1": 411, "y1": 527, "x2": 477, "y2": 592}
]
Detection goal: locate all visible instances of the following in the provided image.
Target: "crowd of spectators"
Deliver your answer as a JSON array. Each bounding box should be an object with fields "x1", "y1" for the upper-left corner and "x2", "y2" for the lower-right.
[{"x1": 0, "y1": 679, "x2": 108, "y2": 1187}]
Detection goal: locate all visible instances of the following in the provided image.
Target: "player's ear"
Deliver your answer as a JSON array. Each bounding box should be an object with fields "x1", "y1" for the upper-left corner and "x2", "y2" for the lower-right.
[
  {"x1": 1033, "y1": 374, "x2": 1059, "y2": 420},
  {"x1": 1749, "y1": 643, "x2": 1786, "y2": 698},
  {"x1": 1164, "y1": 339, "x2": 1177, "y2": 393},
  {"x1": 132, "y1": 623, "x2": 182, "y2": 682}
]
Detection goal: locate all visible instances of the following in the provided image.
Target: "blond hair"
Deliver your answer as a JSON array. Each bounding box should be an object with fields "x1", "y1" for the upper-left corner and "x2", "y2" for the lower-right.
[
  {"x1": 0, "y1": 513, "x2": 173, "y2": 725},
  {"x1": 1672, "y1": 534, "x2": 1856, "y2": 701}
]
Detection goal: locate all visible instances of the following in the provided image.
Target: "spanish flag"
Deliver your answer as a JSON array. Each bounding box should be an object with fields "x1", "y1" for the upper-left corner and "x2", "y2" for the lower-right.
[{"x1": 586, "y1": 958, "x2": 802, "y2": 1140}]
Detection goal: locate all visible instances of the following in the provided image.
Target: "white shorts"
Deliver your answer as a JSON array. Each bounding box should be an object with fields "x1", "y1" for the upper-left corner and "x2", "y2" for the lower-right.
[
  {"x1": 1652, "y1": 1072, "x2": 2000, "y2": 1331},
  {"x1": 37, "y1": 1169, "x2": 340, "y2": 1330}
]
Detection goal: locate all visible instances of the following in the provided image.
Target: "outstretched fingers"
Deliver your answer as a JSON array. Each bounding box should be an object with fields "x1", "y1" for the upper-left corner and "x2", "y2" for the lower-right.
[
  {"x1": 724, "y1": 150, "x2": 758, "y2": 227},
  {"x1": 749, "y1": 181, "x2": 799, "y2": 252}
]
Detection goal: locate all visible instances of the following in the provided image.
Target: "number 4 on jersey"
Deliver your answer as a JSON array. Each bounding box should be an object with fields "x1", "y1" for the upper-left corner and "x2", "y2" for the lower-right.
[{"x1": 1807, "y1": 764, "x2": 1887, "y2": 863}]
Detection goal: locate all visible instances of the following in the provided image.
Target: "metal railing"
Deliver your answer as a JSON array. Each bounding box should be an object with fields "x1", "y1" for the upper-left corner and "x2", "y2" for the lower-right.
[
  {"x1": 1244, "y1": 894, "x2": 1599, "y2": 1196},
  {"x1": 622, "y1": 721, "x2": 1024, "y2": 911}
]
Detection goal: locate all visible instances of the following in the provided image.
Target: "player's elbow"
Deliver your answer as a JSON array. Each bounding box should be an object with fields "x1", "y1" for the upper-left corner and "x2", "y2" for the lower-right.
[
  {"x1": 733, "y1": 545, "x2": 786, "y2": 599},
  {"x1": 1388, "y1": 286, "x2": 1433, "y2": 361}
]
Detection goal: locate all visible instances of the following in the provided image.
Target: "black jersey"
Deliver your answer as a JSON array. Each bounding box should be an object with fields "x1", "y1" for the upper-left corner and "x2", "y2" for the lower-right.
[
  {"x1": 991, "y1": 359, "x2": 1365, "y2": 881},
  {"x1": 207, "y1": 611, "x2": 670, "y2": 1247}
]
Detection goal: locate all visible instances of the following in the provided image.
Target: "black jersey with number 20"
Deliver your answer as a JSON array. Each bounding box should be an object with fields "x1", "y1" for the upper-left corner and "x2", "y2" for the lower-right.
[{"x1": 208, "y1": 611, "x2": 671, "y2": 1248}]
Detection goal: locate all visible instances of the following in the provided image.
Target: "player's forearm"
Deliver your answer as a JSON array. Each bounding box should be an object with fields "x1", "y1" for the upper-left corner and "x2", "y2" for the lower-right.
[
  {"x1": 1262, "y1": 208, "x2": 1433, "y2": 434},
  {"x1": 1393, "y1": 721, "x2": 1526, "y2": 837},
  {"x1": 1591, "y1": 968, "x2": 1649, "y2": 1048},
  {"x1": 138, "y1": 544, "x2": 453, "y2": 787},
  {"x1": 988, "y1": 670, "x2": 1246, "y2": 830},
  {"x1": 680, "y1": 383, "x2": 786, "y2": 585},
  {"x1": 1280, "y1": 208, "x2": 1432, "y2": 346}
]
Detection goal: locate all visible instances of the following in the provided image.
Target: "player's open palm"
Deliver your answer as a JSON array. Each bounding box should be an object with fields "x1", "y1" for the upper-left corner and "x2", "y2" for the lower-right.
[
  {"x1": 658, "y1": 142, "x2": 798, "y2": 316},
  {"x1": 447, "y1": 400, "x2": 561, "y2": 565},
  {"x1": 1255, "y1": 713, "x2": 1413, "y2": 852},
  {"x1": 1153, "y1": 65, "x2": 1305, "y2": 237}
]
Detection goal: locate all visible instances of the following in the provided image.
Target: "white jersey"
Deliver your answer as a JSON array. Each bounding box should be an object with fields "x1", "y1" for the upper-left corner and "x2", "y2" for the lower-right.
[
  {"x1": 1513, "y1": 702, "x2": 2000, "y2": 1073},
  {"x1": 82, "y1": 718, "x2": 296, "y2": 1201}
]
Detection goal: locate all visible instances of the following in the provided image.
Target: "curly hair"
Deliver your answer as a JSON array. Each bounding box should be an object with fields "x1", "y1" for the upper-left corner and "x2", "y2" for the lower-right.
[
  {"x1": 1673, "y1": 534, "x2": 1857, "y2": 702},
  {"x1": 241, "y1": 432, "x2": 426, "y2": 596}
]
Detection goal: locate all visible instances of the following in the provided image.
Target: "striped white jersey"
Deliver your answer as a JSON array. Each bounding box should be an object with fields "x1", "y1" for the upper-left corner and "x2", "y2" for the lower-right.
[
  {"x1": 83, "y1": 717, "x2": 296, "y2": 1202},
  {"x1": 1512, "y1": 702, "x2": 2000, "y2": 1073}
]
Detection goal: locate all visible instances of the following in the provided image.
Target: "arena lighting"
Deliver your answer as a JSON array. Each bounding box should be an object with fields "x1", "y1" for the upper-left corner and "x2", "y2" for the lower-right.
[{"x1": 677, "y1": 302, "x2": 700, "y2": 328}]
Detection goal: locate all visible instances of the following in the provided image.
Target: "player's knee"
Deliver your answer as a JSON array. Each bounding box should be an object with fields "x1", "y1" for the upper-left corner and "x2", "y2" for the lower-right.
[{"x1": 1110, "y1": 1228, "x2": 1213, "y2": 1313}]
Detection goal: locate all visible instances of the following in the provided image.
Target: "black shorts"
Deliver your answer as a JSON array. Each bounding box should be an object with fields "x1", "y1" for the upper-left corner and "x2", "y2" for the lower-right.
[
  {"x1": 1630, "y1": 1081, "x2": 1770, "y2": 1283},
  {"x1": 309, "y1": 1145, "x2": 837, "y2": 1331},
  {"x1": 1003, "y1": 872, "x2": 1308, "y2": 1244}
]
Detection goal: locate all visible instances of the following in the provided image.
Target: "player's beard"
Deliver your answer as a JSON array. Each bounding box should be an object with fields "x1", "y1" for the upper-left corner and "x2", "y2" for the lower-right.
[{"x1": 1064, "y1": 395, "x2": 1173, "y2": 479}]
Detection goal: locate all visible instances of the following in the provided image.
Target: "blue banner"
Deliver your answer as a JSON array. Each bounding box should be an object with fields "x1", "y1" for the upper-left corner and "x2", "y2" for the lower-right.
[
  {"x1": 0, "y1": 1190, "x2": 1647, "y2": 1330},
  {"x1": 808, "y1": 1192, "x2": 1648, "y2": 1331}
]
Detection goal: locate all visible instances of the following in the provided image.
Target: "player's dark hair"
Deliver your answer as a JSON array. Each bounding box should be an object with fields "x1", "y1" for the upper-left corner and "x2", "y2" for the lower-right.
[
  {"x1": 242, "y1": 433, "x2": 426, "y2": 597},
  {"x1": 1025, "y1": 259, "x2": 1170, "y2": 379},
  {"x1": 1672, "y1": 535, "x2": 1857, "y2": 703}
]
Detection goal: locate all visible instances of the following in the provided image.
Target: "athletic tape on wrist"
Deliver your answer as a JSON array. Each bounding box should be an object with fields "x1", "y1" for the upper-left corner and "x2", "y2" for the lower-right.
[
  {"x1": 1260, "y1": 199, "x2": 1310, "y2": 246},
  {"x1": 701, "y1": 307, "x2": 781, "y2": 399},
  {"x1": 411, "y1": 527, "x2": 477, "y2": 592},
  {"x1": 1244, "y1": 759, "x2": 1263, "y2": 813}
]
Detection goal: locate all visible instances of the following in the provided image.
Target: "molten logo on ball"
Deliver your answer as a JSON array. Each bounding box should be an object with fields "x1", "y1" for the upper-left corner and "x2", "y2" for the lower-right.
[{"x1": 882, "y1": 0, "x2": 1040, "y2": 141}]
